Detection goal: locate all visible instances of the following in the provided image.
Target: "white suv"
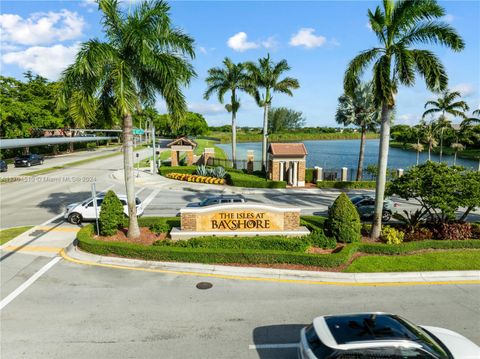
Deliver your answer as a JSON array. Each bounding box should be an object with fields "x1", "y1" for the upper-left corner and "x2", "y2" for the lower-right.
[{"x1": 64, "y1": 194, "x2": 144, "y2": 224}]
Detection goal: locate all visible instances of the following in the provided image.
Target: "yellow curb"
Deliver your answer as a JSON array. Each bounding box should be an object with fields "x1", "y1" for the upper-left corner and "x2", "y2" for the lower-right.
[
  {"x1": 35, "y1": 227, "x2": 80, "y2": 232},
  {"x1": 59, "y1": 250, "x2": 480, "y2": 287},
  {"x1": 4, "y1": 246, "x2": 63, "y2": 253}
]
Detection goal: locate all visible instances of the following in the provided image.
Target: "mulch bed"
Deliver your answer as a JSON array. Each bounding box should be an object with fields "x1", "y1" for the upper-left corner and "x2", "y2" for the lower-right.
[{"x1": 94, "y1": 227, "x2": 166, "y2": 246}]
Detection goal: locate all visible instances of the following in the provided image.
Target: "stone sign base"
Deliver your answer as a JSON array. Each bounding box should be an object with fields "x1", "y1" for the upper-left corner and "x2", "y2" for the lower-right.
[{"x1": 170, "y1": 227, "x2": 310, "y2": 241}]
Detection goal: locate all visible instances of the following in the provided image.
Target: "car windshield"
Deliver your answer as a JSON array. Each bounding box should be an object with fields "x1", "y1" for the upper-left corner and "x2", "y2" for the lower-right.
[
  {"x1": 325, "y1": 314, "x2": 450, "y2": 359},
  {"x1": 18, "y1": 155, "x2": 31, "y2": 159},
  {"x1": 350, "y1": 196, "x2": 366, "y2": 204},
  {"x1": 199, "y1": 198, "x2": 213, "y2": 206}
]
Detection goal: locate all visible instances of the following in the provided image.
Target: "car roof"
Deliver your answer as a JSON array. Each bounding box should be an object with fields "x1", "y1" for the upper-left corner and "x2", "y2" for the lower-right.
[
  {"x1": 313, "y1": 312, "x2": 424, "y2": 350},
  {"x1": 204, "y1": 195, "x2": 244, "y2": 200}
]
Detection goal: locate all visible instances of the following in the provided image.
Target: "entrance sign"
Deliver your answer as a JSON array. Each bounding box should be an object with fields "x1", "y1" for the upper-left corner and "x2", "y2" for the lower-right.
[{"x1": 171, "y1": 204, "x2": 310, "y2": 240}]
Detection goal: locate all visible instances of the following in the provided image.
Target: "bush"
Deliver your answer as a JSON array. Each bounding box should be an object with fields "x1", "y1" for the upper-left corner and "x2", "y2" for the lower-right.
[
  {"x1": 99, "y1": 190, "x2": 125, "y2": 236},
  {"x1": 150, "y1": 222, "x2": 171, "y2": 235},
  {"x1": 138, "y1": 216, "x2": 180, "y2": 229},
  {"x1": 381, "y1": 226, "x2": 405, "y2": 245},
  {"x1": 325, "y1": 193, "x2": 361, "y2": 243},
  {"x1": 305, "y1": 168, "x2": 314, "y2": 183},
  {"x1": 361, "y1": 223, "x2": 372, "y2": 236},
  {"x1": 316, "y1": 181, "x2": 377, "y2": 189},
  {"x1": 431, "y1": 223, "x2": 472, "y2": 240},
  {"x1": 403, "y1": 227, "x2": 433, "y2": 242},
  {"x1": 472, "y1": 223, "x2": 480, "y2": 239},
  {"x1": 154, "y1": 235, "x2": 310, "y2": 252},
  {"x1": 166, "y1": 173, "x2": 225, "y2": 185},
  {"x1": 226, "y1": 171, "x2": 287, "y2": 188},
  {"x1": 307, "y1": 230, "x2": 336, "y2": 249},
  {"x1": 158, "y1": 166, "x2": 196, "y2": 176}
]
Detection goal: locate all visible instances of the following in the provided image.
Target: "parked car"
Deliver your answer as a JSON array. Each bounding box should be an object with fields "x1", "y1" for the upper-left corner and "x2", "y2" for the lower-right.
[
  {"x1": 298, "y1": 312, "x2": 480, "y2": 359},
  {"x1": 328, "y1": 195, "x2": 396, "y2": 222},
  {"x1": 64, "y1": 194, "x2": 144, "y2": 224},
  {"x1": 187, "y1": 195, "x2": 246, "y2": 207},
  {"x1": 14, "y1": 154, "x2": 44, "y2": 167},
  {"x1": 0, "y1": 160, "x2": 7, "y2": 172}
]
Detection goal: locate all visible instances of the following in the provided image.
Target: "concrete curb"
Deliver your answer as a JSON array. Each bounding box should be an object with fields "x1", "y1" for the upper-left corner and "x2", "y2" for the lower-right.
[{"x1": 63, "y1": 243, "x2": 480, "y2": 285}]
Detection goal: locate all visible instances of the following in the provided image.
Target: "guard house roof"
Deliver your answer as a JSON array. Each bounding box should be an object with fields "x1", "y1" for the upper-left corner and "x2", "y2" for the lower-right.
[
  {"x1": 268, "y1": 143, "x2": 307, "y2": 157},
  {"x1": 167, "y1": 136, "x2": 197, "y2": 148}
]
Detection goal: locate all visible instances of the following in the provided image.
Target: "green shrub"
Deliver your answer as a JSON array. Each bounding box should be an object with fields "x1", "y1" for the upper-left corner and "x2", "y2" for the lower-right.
[
  {"x1": 154, "y1": 235, "x2": 310, "y2": 252},
  {"x1": 381, "y1": 226, "x2": 405, "y2": 245},
  {"x1": 300, "y1": 216, "x2": 326, "y2": 232},
  {"x1": 307, "y1": 230, "x2": 336, "y2": 249},
  {"x1": 471, "y1": 223, "x2": 480, "y2": 239},
  {"x1": 150, "y1": 222, "x2": 171, "y2": 235},
  {"x1": 158, "y1": 166, "x2": 196, "y2": 176},
  {"x1": 317, "y1": 181, "x2": 377, "y2": 189},
  {"x1": 99, "y1": 190, "x2": 125, "y2": 236},
  {"x1": 325, "y1": 193, "x2": 361, "y2": 243},
  {"x1": 361, "y1": 223, "x2": 372, "y2": 236},
  {"x1": 138, "y1": 217, "x2": 180, "y2": 233},
  {"x1": 226, "y1": 171, "x2": 286, "y2": 188}
]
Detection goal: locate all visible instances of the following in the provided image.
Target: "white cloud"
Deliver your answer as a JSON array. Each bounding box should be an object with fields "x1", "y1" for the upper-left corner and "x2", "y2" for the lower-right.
[
  {"x1": 199, "y1": 46, "x2": 208, "y2": 54},
  {"x1": 227, "y1": 32, "x2": 260, "y2": 52},
  {"x1": 329, "y1": 38, "x2": 341, "y2": 47},
  {"x1": 397, "y1": 113, "x2": 420, "y2": 125},
  {"x1": 289, "y1": 28, "x2": 326, "y2": 49},
  {"x1": 0, "y1": 10, "x2": 85, "y2": 46},
  {"x1": 2, "y1": 44, "x2": 80, "y2": 80},
  {"x1": 451, "y1": 83, "x2": 476, "y2": 97},
  {"x1": 188, "y1": 103, "x2": 225, "y2": 115},
  {"x1": 442, "y1": 14, "x2": 455, "y2": 23},
  {"x1": 261, "y1": 36, "x2": 279, "y2": 50},
  {"x1": 366, "y1": 22, "x2": 373, "y2": 31}
]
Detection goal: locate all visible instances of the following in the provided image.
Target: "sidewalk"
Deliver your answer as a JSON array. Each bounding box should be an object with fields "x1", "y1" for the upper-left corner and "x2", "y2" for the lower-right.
[{"x1": 63, "y1": 244, "x2": 480, "y2": 285}]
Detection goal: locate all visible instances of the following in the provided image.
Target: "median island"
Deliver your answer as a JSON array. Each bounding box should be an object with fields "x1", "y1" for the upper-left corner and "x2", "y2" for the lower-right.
[{"x1": 76, "y1": 190, "x2": 480, "y2": 273}]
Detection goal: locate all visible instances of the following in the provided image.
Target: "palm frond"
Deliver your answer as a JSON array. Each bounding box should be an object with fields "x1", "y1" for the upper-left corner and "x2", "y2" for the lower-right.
[
  {"x1": 411, "y1": 49, "x2": 447, "y2": 92},
  {"x1": 400, "y1": 21, "x2": 465, "y2": 51},
  {"x1": 344, "y1": 48, "x2": 382, "y2": 97}
]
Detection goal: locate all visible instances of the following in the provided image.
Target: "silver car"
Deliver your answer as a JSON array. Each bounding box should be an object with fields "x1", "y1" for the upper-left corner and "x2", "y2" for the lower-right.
[{"x1": 298, "y1": 312, "x2": 479, "y2": 359}]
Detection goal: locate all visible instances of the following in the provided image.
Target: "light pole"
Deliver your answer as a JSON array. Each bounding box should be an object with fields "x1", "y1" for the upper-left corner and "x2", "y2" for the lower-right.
[{"x1": 151, "y1": 125, "x2": 157, "y2": 174}]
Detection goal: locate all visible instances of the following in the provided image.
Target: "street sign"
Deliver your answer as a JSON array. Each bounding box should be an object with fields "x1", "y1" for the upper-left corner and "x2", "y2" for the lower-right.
[{"x1": 133, "y1": 129, "x2": 145, "y2": 135}]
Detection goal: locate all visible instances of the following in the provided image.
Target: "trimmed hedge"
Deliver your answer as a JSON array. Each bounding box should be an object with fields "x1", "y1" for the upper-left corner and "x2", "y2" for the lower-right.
[
  {"x1": 138, "y1": 216, "x2": 180, "y2": 230},
  {"x1": 154, "y1": 235, "x2": 310, "y2": 252},
  {"x1": 158, "y1": 166, "x2": 196, "y2": 176},
  {"x1": 300, "y1": 215, "x2": 327, "y2": 232},
  {"x1": 305, "y1": 168, "x2": 314, "y2": 183},
  {"x1": 226, "y1": 171, "x2": 287, "y2": 188},
  {"x1": 325, "y1": 193, "x2": 361, "y2": 243},
  {"x1": 317, "y1": 181, "x2": 377, "y2": 189},
  {"x1": 77, "y1": 223, "x2": 480, "y2": 268}
]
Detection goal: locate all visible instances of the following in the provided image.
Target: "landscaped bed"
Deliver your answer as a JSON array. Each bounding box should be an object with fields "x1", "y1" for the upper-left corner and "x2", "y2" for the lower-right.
[{"x1": 76, "y1": 215, "x2": 480, "y2": 272}]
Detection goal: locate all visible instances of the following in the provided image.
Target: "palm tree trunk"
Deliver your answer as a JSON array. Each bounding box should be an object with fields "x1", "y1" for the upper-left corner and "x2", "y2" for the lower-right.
[
  {"x1": 231, "y1": 110, "x2": 237, "y2": 169},
  {"x1": 428, "y1": 143, "x2": 431, "y2": 161},
  {"x1": 262, "y1": 102, "x2": 269, "y2": 173},
  {"x1": 371, "y1": 103, "x2": 391, "y2": 240},
  {"x1": 439, "y1": 128, "x2": 444, "y2": 162},
  {"x1": 453, "y1": 151, "x2": 457, "y2": 165},
  {"x1": 123, "y1": 113, "x2": 140, "y2": 239},
  {"x1": 416, "y1": 139, "x2": 420, "y2": 165},
  {"x1": 356, "y1": 126, "x2": 366, "y2": 181}
]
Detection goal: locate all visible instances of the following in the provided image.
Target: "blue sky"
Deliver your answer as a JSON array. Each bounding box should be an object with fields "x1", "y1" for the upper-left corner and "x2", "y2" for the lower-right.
[{"x1": 1, "y1": 0, "x2": 479, "y2": 127}]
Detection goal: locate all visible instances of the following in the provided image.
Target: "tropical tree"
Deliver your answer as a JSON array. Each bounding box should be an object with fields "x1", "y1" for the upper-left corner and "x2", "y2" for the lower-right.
[
  {"x1": 245, "y1": 54, "x2": 299, "y2": 171},
  {"x1": 204, "y1": 58, "x2": 252, "y2": 167},
  {"x1": 420, "y1": 118, "x2": 439, "y2": 161},
  {"x1": 423, "y1": 90, "x2": 469, "y2": 160},
  {"x1": 344, "y1": 0, "x2": 464, "y2": 239},
  {"x1": 268, "y1": 107, "x2": 305, "y2": 133},
  {"x1": 411, "y1": 142, "x2": 424, "y2": 165},
  {"x1": 335, "y1": 82, "x2": 379, "y2": 180},
  {"x1": 450, "y1": 142, "x2": 464, "y2": 165},
  {"x1": 59, "y1": 0, "x2": 195, "y2": 239}
]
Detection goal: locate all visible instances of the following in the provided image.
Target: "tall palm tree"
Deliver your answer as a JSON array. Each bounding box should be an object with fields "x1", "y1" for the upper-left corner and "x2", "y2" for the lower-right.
[
  {"x1": 245, "y1": 54, "x2": 299, "y2": 172},
  {"x1": 344, "y1": 0, "x2": 464, "y2": 239},
  {"x1": 450, "y1": 142, "x2": 464, "y2": 165},
  {"x1": 59, "y1": 0, "x2": 195, "y2": 239},
  {"x1": 204, "y1": 58, "x2": 252, "y2": 167},
  {"x1": 335, "y1": 82, "x2": 379, "y2": 180},
  {"x1": 420, "y1": 118, "x2": 439, "y2": 161},
  {"x1": 423, "y1": 90, "x2": 469, "y2": 161}
]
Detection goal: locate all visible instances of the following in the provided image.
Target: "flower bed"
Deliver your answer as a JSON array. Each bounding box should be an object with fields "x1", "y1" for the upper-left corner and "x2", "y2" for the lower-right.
[{"x1": 166, "y1": 172, "x2": 225, "y2": 185}]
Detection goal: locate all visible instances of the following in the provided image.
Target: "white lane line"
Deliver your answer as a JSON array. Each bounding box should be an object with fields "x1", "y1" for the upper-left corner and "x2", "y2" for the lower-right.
[
  {"x1": 135, "y1": 187, "x2": 146, "y2": 196},
  {"x1": 141, "y1": 189, "x2": 160, "y2": 209},
  {"x1": 248, "y1": 343, "x2": 300, "y2": 350},
  {"x1": 0, "y1": 256, "x2": 61, "y2": 311}
]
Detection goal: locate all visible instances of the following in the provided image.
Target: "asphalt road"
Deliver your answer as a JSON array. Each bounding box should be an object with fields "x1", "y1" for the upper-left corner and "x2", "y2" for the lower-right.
[{"x1": 1, "y1": 252, "x2": 479, "y2": 359}]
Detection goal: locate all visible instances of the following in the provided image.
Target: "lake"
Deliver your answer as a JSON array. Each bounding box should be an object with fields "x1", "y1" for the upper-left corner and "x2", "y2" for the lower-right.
[{"x1": 217, "y1": 139, "x2": 478, "y2": 171}]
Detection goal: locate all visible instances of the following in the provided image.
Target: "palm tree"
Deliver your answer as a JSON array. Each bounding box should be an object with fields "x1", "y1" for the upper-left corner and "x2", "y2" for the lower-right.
[
  {"x1": 344, "y1": 0, "x2": 464, "y2": 239},
  {"x1": 420, "y1": 118, "x2": 439, "y2": 161},
  {"x1": 335, "y1": 82, "x2": 379, "y2": 180},
  {"x1": 423, "y1": 90, "x2": 469, "y2": 161},
  {"x1": 411, "y1": 142, "x2": 424, "y2": 165},
  {"x1": 245, "y1": 54, "x2": 299, "y2": 172},
  {"x1": 450, "y1": 142, "x2": 464, "y2": 165},
  {"x1": 204, "y1": 58, "x2": 252, "y2": 167},
  {"x1": 59, "y1": 0, "x2": 195, "y2": 239}
]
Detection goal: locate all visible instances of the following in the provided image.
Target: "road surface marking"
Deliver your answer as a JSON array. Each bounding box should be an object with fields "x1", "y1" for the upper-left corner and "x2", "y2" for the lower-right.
[
  {"x1": 249, "y1": 343, "x2": 299, "y2": 350},
  {"x1": 3, "y1": 246, "x2": 63, "y2": 253},
  {"x1": 141, "y1": 189, "x2": 160, "y2": 209},
  {"x1": 0, "y1": 256, "x2": 61, "y2": 311},
  {"x1": 135, "y1": 187, "x2": 146, "y2": 196},
  {"x1": 60, "y1": 250, "x2": 480, "y2": 287}
]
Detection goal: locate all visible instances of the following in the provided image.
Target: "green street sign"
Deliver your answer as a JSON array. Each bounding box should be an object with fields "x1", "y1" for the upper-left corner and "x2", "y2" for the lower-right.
[{"x1": 133, "y1": 129, "x2": 145, "y2": 135}]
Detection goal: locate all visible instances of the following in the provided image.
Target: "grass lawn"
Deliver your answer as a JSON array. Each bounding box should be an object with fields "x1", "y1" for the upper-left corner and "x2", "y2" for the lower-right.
[
  {"x1": 0, "y1": 226, "x2": 33, "y2": 245},
  {"x1": 344, "y1": 250, "x2": 480, "y2": 272},
  {"x1": 159, "y1": 139, "x2": 227, "y2": 162}
]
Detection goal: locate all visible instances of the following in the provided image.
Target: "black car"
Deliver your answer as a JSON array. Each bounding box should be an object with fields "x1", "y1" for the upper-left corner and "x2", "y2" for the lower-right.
[
  {"x1": 0, "y1": 160, "x2": 7, "y2": 172},
  {"x1": 14, "y1": 154, "x2": 44, "y2": 167}
]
